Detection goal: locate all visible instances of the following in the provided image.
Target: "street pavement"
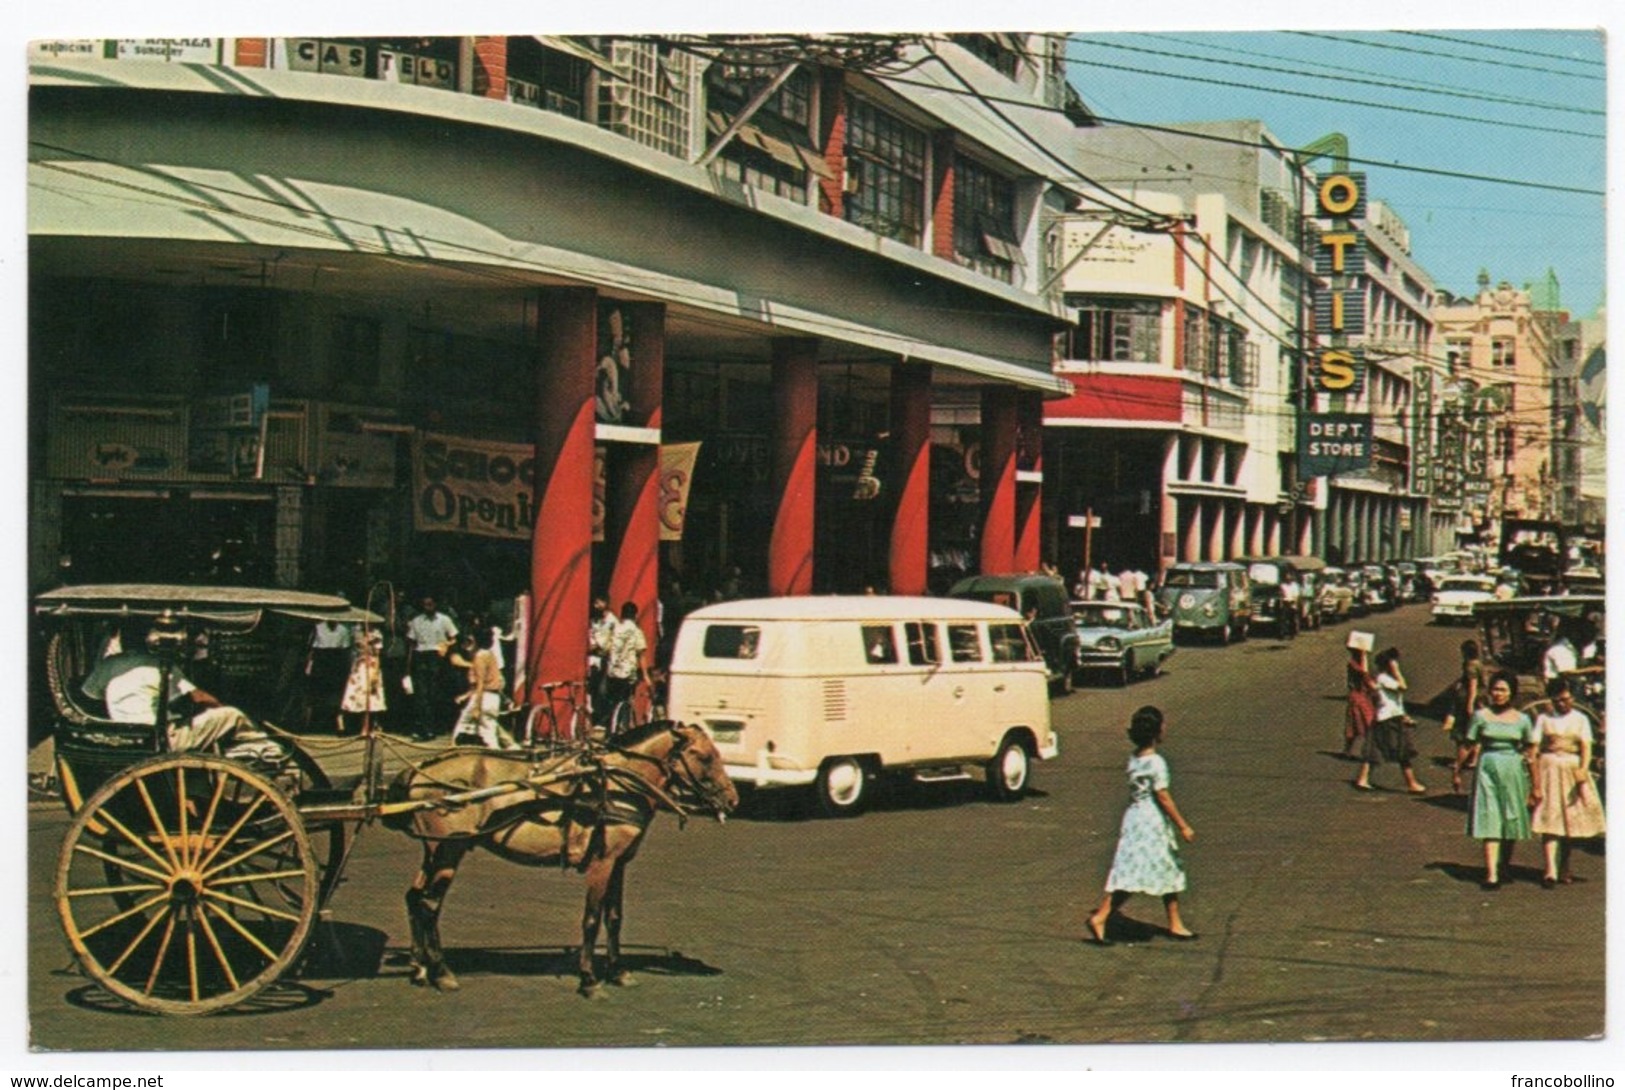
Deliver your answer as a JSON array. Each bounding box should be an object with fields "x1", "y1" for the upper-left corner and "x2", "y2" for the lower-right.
[{"x1": 24, "y1": 603, "x2": 1605, "y2": 1052}]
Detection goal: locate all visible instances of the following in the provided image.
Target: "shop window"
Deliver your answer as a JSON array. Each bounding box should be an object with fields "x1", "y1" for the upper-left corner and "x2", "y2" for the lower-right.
[
  {"x1": 200, "y1": 291, "x2": 278, "y2": 390},
  {"x1": 953, "y1": 155, "x2": 1020, "y2": 283},
  {"x1": 861, "y1": 624, "x2": 898, "y2": 664},
  {"x1": 844, "y1": 97, "x2": 927, "y2": 247},
  {"x1": 950, "y1": 33, "x2": 1021, "y2": 80},
  {"x1": 331, "y1": 314, "x2": 381, "y2": 388},
  {"x1": 703, "y1": 60, "x2": 819, "y2": 203},
  {"x1": 507, "y1": 36, "x2": 592, "y2": 119},
  {"x1": 1492, "y1": 338, "x2": 1516, "y2": 368}
]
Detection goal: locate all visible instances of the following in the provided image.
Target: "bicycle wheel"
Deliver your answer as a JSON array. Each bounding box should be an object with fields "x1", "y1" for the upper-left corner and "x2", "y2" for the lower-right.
[{"x1": 609, "y1": 701, "x2": 634, "y2": 738}]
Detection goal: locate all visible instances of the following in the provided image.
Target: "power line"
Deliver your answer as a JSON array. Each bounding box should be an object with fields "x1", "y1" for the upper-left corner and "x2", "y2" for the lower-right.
[
  {"x1": 1067, "y1": 51, "x2": 1604, "y2": 142},
  {"x1": 1099, "y1": 33, "x2": 1603, "y2": 118},
  {"x1": 1286, "y1": 31, "x2": 1605, "y2": 82},
  {"x1": 1079, "y1": 113, "x2": 1605, "y2": 198},
  {"x1": 1396, "y1": 30, "x2": 1606, "y2": 69}
]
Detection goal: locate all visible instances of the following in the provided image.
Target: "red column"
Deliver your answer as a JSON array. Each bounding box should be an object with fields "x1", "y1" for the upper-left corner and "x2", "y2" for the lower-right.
[
  {"x1": 887, "y1": 362, "x2": 932, "y2": 595},
  {"x1": 233, "y1": 39, "x2": 269, "y2": 67},
  {"x1": 525, "y1": 288, "x2": 597, "y2": 702},
  {"x1": 980, "y1": 386, "x2": 1018, "y2": 575},
  {"x1": 472, "y1": 36, "x2": 508, "y2": 100},
  {"x1": 817, "y1": 72, "x2": 847, "y2": 218},
  {"x1": 606, "y1": 302, "x2": 665, "y2": 654},
  {"x1": 1014, "y1": 390, "x2": 1043, "y2": 572},
  {"x1": 769, "y1": 339, "x2": 819, "y2": 596}
]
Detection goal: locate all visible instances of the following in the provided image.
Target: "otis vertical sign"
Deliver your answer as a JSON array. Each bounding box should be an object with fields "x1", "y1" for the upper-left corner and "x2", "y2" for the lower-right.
[{"x1": 1311, "y1": 172, "x2": 1367, "y2": 395}]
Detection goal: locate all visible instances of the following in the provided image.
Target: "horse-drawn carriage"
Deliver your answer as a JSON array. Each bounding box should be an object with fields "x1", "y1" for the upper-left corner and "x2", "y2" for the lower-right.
[{"x1": 37, "y1": 584, "x2": 736, "y2": 1015}]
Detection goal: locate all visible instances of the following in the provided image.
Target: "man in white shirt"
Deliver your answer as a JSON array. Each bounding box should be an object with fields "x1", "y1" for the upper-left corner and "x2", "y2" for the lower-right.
[
  {"x1": 602, "y1": 601, "x2": 650, "y2": 733},
  {"x1": 81, "y1": 621, "x2": 254, "y2": 752},
  {"x1": 1543, "y1": 628, "x2": 1580, "y2": 681},
  {"x1": 406, "y1": 596, "x2": 460, "y2": 740}
]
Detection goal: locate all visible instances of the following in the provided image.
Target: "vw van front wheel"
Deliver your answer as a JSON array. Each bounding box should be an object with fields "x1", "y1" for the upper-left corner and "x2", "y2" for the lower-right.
[
  {"x1": 986, "y1": 736, "x2": 1030, "y2": 801},
  {"x1": 815, "y1": 757, "x2": 869, "y2": 818}
]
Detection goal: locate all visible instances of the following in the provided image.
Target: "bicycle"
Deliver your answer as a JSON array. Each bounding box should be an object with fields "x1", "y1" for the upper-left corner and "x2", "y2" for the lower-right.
[
  {"x1": 521, "y1": 680, "x2": 592, "y2": 746},
  {"x1": 604, "y1": 676, "x2": 656, "y2": 739}
]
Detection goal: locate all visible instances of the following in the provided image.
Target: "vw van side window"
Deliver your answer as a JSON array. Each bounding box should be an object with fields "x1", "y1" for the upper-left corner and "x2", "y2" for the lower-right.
[
  {"x1": 904, "y1": 622, "x2": 940, "y2": 665},
  {"x1": 702, "y1": 624, "x2": 760, "y2": 659},
  {"x1": 861, "y1": 625, "x2": 898, "y2": 665},
  {"x1": 947, "y1": 623, "x2": 982, "y2": 663},
  {"x1": 988, "y1": 622, "x2": 1033, "y2": 663}
]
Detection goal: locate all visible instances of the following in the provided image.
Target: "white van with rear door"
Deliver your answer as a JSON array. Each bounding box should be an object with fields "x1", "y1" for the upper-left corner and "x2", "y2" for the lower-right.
[{"x1": 666, "y1": 596, "x2": 1059, "y2": 816}]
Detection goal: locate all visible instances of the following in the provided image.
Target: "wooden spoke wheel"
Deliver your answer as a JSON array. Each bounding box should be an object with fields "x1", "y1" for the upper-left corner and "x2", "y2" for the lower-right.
[{"x1": 54, "y1": 755, "x2": 318, "y2": 1015}]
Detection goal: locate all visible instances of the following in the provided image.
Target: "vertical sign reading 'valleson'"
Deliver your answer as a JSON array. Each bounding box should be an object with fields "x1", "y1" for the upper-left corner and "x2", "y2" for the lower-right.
[{"x1": 1311, "y1": 172, "x2": 1367, "y2": 396}]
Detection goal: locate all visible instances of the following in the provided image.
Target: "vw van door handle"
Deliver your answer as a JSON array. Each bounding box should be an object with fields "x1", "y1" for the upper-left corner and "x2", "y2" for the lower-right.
[
  {"x1": 993, "y1": 684, "x2": 1007, "y2": 692},
  {"x1": 952, "y1": 686, "x2": 965, "y2": 699}
]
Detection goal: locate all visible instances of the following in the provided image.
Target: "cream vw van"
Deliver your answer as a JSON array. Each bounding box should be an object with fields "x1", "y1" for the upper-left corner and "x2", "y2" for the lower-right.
[{"x1": 667, "y1": 596, "x2": 1058, "y2": 817}]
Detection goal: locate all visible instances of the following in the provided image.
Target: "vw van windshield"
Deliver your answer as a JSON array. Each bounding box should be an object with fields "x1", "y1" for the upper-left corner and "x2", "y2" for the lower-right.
[
  {"x1": 1163, "y1": 570, "x2": 1220, "y2": 588},
  {"x1": 1247, "y1": 563, "x2": 1282, "y2": 585}
]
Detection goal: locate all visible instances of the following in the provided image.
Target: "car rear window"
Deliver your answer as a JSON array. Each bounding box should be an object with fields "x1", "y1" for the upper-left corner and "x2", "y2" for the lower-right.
[{"x1": 702, "y1": 624, "x2": 760, "y2": 659}]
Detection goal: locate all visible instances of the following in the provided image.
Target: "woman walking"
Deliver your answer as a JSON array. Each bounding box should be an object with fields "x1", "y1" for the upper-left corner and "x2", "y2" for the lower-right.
[
  {"x1": 338, "y1": 629, "x2": 387, "y2": 734},
  {"x1": 1085, "y1": 705, "x2": 1197, "y2": 945},
  {"x1": 1529, "y1": 677, "x2": 1605, "y2": 887},
  {"x1": 1353, "y1": 648, "x2": 1427, "y2": 794},
  {"x1": 449, "y1": 627, "x2": 515, "y2": 749},
  {"x1": 1442, "y1": 639, "x2": 1488, "y2": 794},
  {"x1": 1462, "y1": 670, "x2": 1537, "y2": 889},
  {"x1": 1343, "y1": 646, "x2": 1377, "y2": 758}
]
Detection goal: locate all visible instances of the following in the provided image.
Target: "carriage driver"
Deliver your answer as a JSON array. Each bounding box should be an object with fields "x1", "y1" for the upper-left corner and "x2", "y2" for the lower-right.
[{"x1": 81, "y1": 615, "x2": 263, "y2": 753}]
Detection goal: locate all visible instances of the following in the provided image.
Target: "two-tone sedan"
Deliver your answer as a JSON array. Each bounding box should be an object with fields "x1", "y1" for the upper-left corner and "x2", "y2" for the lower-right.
[
  {"x1": 1431, "y1": 575, "x2": 1498, "y2": 625},
  {"x1": 1068, "y1": 600, "x2": 1175, "y2": 686}
]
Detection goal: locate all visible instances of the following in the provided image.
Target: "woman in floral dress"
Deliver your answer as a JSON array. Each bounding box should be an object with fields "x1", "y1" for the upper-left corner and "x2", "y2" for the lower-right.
[
  {"x1": 1085, "y1": 706, "x2": 1197, "y2": 945},
  {"x1": 338, "y1": 628, "x2": 387, "y2": 734},
  {"x1": 1530, "y1": 676, "x2": 1606, "y2": 887},
  {"x1": 1463, "y1": 670, "x2": 1537, "y2": 889}
]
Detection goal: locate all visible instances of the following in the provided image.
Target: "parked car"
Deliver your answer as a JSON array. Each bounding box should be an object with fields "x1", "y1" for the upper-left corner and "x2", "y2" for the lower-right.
[
  {"x1": 948, "y1": 572, "x2": 1081, "y2": 694},
  {"x1": 1340, "y1": 567, "x2": 1371, "y2": 618},
  {"x1": 1360, "y1": 564, "x2": 1394, "y2": 612},
  {"x1": 1431, "y1": 575, "x2": 1498, "y2": 625},
  {"x1": 1240, "y1": 556, "x2": 1324, "y2": 637},
  {"x1": 1391, "y1": 560, "x2": 1421, "y2": 602},
  {"x1": 1318, "y1": 566, "x2": 1356, "y2": 623},
  {"x1": 1069, "y1": 600, "x2": 1175, "y2": 686},
  {"x1": 1154, "y1": 562, "x2": 1252, "y2": 643},
  {"x1": 668, "y1": 596, "x2": 1059, "y2": 817}
]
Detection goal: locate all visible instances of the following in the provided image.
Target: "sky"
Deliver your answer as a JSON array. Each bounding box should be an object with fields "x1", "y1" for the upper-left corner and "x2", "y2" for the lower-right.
[{"x1": 1066, "y1": 29, "x2": 1608, "y2": 317}]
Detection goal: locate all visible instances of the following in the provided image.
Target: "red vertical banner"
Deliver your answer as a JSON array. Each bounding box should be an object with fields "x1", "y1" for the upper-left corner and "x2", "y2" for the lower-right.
[
  {"x1": 607, "y1": 301, "x2": 666, "y2": 653},
  {"x1": 526, "y1": 288, "x2": 596, "y2": 703},
  {"x1": 979, "y1": 386, "x2": 1018, "y2": 575},
  {"x1": 887, "y1": 362, "x2": 932, "y2": 596},
  {"x1": 769, "y1": 339, "x2": 819, "y2": 596}
]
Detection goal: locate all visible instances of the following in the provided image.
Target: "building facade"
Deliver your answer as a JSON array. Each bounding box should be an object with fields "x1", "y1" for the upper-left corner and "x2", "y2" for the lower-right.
[{"x1": 29, "y1": 33, "x2": 1088, "y2": 695}]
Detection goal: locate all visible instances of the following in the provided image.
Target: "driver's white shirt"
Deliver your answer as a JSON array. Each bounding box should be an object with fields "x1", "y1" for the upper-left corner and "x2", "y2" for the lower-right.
[{"x1": 105, "y1": 660, "x2": 195, "y2": 724}]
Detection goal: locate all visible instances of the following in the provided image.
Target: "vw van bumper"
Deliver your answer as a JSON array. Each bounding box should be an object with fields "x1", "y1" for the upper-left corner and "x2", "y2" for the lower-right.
[
  {"x1": 724, "y1": 749, "x2": 820, "y2": 788},
  {"x1": 1038, "y1": 735, "x2": 1059, "y2": 761}
]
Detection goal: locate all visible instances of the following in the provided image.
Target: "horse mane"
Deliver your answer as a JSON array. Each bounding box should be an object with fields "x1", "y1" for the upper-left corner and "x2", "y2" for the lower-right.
[{"x1": 611, "y1": 718, "x2": 678, "y2": 749}]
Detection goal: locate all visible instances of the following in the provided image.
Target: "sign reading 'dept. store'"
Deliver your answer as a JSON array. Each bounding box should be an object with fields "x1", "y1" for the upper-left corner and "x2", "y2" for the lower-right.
[{"x1": 1298, "y1": 413, "x2": 1373, "y2": 478}]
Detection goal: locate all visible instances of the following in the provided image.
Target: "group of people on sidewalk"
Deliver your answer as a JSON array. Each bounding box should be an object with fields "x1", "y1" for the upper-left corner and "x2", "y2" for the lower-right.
[{"x1": 1344, "y1": 637, "x2": 1605, "y2": 890}]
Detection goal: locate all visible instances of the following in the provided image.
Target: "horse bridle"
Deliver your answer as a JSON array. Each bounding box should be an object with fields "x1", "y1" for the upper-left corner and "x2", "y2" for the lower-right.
[{"x1": 613, "y1": 724, "x2": 733, "y2": 820}]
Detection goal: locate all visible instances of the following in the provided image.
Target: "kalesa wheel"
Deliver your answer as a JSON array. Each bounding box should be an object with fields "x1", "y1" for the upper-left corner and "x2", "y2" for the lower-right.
[{"x1": 54, "y1": 754, "x2": 318, "y2": 1015}]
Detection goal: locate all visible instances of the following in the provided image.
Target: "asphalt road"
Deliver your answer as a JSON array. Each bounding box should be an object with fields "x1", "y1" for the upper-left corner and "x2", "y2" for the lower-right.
[{"x1": 25, "y1": 603, "x2": 1605, "y2": 1051}]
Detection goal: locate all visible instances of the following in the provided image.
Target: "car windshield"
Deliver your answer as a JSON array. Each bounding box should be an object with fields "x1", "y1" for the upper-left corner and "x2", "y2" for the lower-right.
[
  {"x1": 1248, "y1": 563, "x2": 1282, "y2": 585},
  {"x1": 1163, "y1": 570, "x2": 1219, "y2": 588},
  {"x1": 1075, "y1": 605, "x2": 1133, "y2": 629},
  {"x1": 1440, "y1": 578, "x2": 1493, "y2": 593}
]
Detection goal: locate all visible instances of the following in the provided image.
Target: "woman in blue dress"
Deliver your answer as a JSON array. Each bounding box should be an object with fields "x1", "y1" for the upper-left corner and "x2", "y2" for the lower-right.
[
  {"x1": 1463, "y1": 670, "x2": 1537, "y2": 890},
  {"x1": 1085, "y1": 706, "x2": 1197, "y2": 944}
]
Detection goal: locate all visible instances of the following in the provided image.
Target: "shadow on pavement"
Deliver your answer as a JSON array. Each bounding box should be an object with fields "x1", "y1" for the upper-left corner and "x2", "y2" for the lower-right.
[{"x1": 424, "y1": 944, "x2": 722, "y2": 982}]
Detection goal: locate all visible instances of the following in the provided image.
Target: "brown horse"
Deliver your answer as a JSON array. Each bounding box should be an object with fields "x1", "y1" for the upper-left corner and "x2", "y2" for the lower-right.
[{"x1": 383, "y1": 720, "x2": 738, "y2": 995}]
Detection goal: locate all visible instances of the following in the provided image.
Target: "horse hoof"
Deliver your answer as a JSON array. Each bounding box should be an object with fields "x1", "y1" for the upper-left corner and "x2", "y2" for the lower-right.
[
  {"x1": 577, "y1": 979, "x2": 602, "y2": 999},
  {"x1": 433, "y1": 971, "x2": 461, "y2": 993},
  {"x1": 608, "y1": 970, "x2": 636, "y2": 988},
  {"x1": 409, "y1": 966, "x2": 430, "y2": 988}
]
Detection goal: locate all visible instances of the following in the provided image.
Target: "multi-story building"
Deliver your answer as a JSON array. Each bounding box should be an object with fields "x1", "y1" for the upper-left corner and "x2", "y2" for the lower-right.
[
  {"x1": 29, "y1": 33, "x2": 1090, "y2": 693},
  {"x1": 1432, "y1": 274, "x2": 1557, "y2": 531},
  {"x1": 1040, "y1": 120, "x2": 1321, "y2": 576},
  {"x1": 1558, "y1": 305, "x2": 1608, "y2": 527}
]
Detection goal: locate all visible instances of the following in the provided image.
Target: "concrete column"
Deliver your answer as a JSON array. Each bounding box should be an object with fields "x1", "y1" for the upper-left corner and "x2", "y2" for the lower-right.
[
  {"x1": 1230, "y1": 503, "x2": 1247, "y2": 559},
  {"x1": 887, "y1": 363, "x2": 932, "y2": 596},
  {"x1": 1159, "y1": 436, "x2": 1180, "y2": 577},
  {"x1": 606, "y1": 301, "x2": 665, "y2": 654},
  {"x1": 472, "y1": 36, "x2": 508, "y2": 100},
  {"x1": 1266, "y1": 512, "x2": 1282, "y2": 556},
  {"x1": 930, "y1": 131, "x2": 958, "y2": 261},
  {"x1": 769, "y1": 338, "x2": 819, "y2": 596},
  {"x1": 979, "y1": 386, "x2": 1018, "y2": 575},
  {"x1": 1182, "y1": 499, "x2": 1201, "y2": 563},
  {"x1": 1014, "y1": 391, "x2": 1043, "y2": 572},
  {"x1": 525, "y1": 287, "x2": 597, "y2": 701},
  {"x1": 1207, "y1": 499, "x2": 1225, "y2": 561}
]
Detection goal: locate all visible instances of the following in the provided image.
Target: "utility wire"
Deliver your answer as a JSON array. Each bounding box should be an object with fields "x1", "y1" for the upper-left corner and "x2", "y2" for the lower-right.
[
  {"x1": 1067, "y1": 52, "x2": 1604, "y2": 141},
  {"x1": 1286, "y1": 30, "x2": 1605, "y2": 82},
  {"x1": 1396, "y1": 30, "x2": 1606, "y2": 69},
  {"x1": 1080, "y1": 34, "x2": 1603, "y2": 117}
]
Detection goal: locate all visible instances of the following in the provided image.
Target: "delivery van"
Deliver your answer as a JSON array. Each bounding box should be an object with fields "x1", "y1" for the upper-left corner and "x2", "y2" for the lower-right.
[{"x1": 666, "y1": 596, "x2": 1059, "y2": 817}]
